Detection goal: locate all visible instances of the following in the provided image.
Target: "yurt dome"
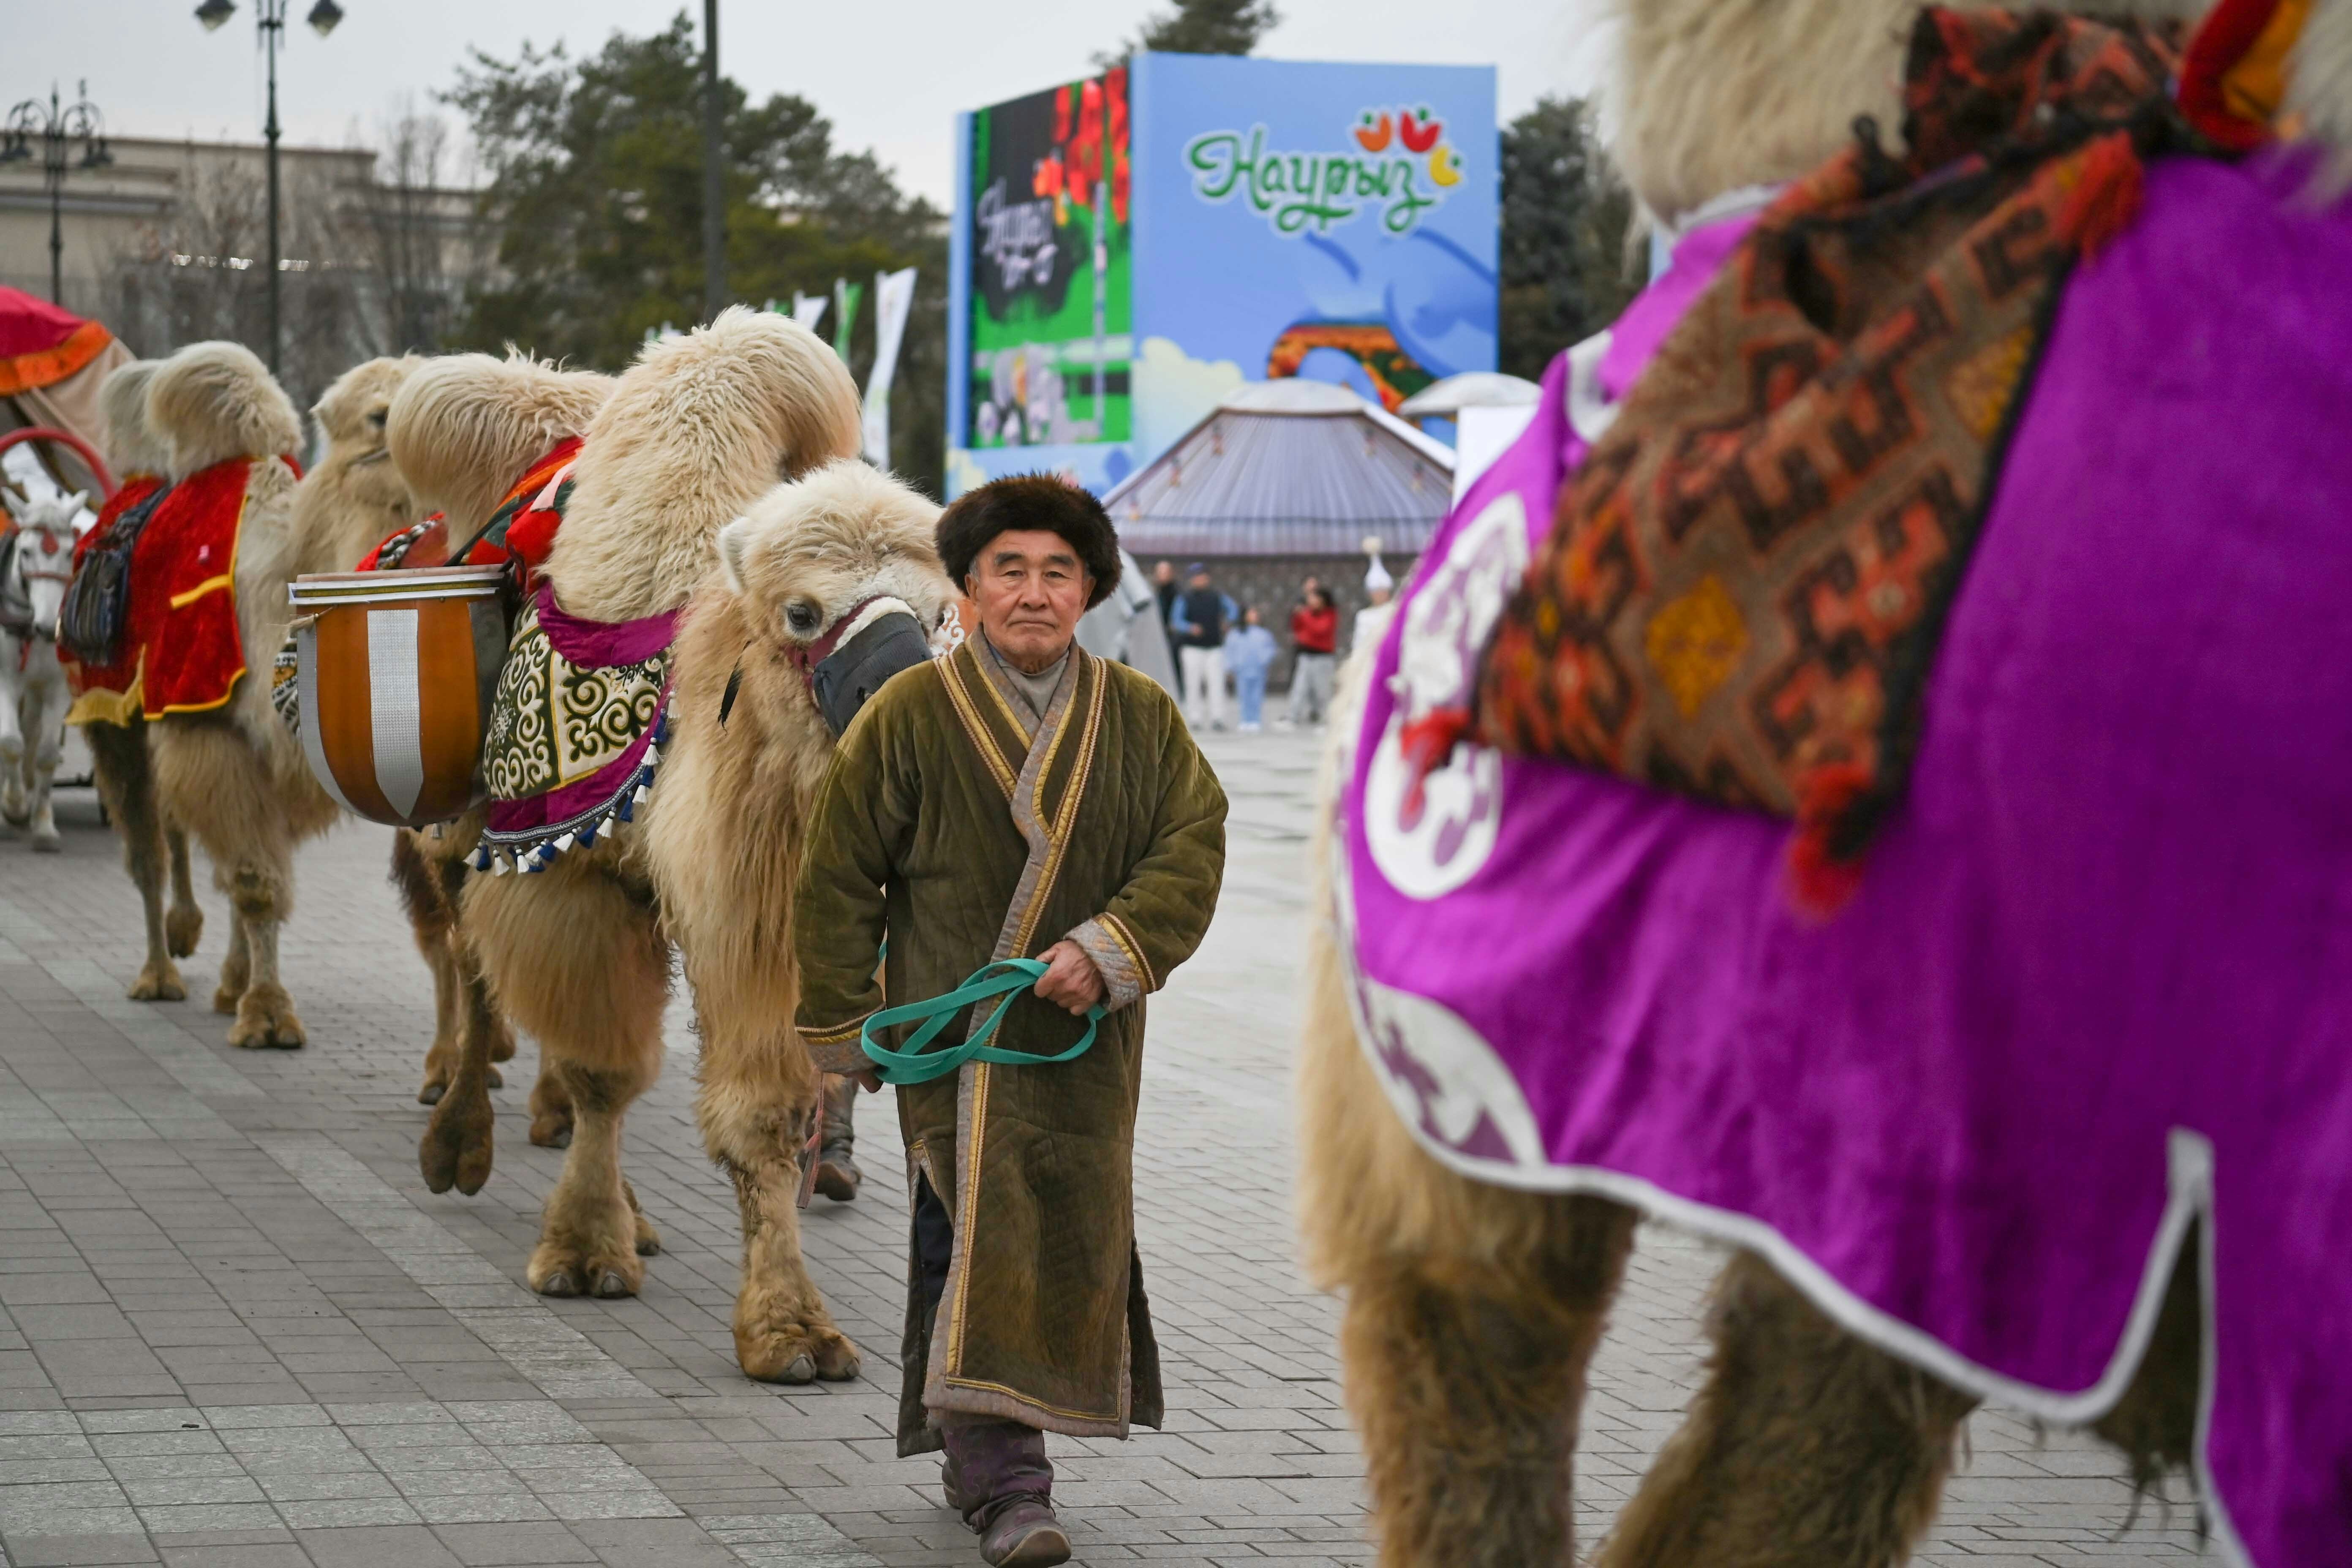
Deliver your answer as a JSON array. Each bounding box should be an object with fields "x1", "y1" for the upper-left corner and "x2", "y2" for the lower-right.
[{"x1": 1103, "y1": 379, "x2": 1454, "y2": 558}]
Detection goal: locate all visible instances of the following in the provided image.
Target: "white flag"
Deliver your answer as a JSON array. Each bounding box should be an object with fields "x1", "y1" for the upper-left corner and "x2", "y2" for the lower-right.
[
  {"x1": 862, "y1": 266, "x2": 918, "y2": 467},
  {"x1": 790, "y1": 292, "x2": 829, "y2": 332}
]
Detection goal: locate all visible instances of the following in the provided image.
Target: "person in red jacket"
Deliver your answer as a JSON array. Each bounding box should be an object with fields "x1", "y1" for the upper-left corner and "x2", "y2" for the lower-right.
[{"x1": 1288, "y1": 583, "x2": 1338, "y2": 727}]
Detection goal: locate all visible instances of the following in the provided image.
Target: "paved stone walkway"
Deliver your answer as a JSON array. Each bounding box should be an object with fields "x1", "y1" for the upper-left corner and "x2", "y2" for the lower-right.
[{"x1": 0, "y1": 729, "x2": 2208, "y2": 1566}]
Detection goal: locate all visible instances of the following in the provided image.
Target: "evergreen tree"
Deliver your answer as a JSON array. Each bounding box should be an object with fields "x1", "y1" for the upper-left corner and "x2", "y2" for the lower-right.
[
  {"x1": 1105, "y1": 0, "x2": 1280, "y2": 63},
  {"x1": 445, "y1": 12, "x2": 947, "y2": 493},
  {"x1": 1498, "y1": 95, "x2": 1643, "y2": 381}
]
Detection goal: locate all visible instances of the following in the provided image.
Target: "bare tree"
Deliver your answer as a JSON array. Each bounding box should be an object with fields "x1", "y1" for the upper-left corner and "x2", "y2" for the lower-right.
[{"x1": 343, "y1": 107, "x2": 482, "y2": 356}]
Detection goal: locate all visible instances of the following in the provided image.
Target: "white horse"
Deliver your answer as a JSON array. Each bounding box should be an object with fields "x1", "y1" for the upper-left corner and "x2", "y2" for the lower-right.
[{"x1": 0, "y1": 483, "x2": 83, "y2": 851}]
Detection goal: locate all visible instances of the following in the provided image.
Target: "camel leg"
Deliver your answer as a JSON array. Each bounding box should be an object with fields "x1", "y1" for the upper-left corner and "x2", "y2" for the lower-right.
[
  {"x1": 1592, "y1": 1252, "x2": 1979, "y2": 1568},
  {"x1": 463, "y1": 855, "x2": 665, "y2": 1296},
  {"x1": 419, "y1": 924, "x2": 509, "y2": 1196},
  {"x1": 1297, "y1": 875, "x2": 1632, "y2": 1564},
  {"x1": 224, "y1": 857, "x2": 305, "y2": 1049},
  {"x1": 2090, "y1": 1224, "x2": 2202, "y2": 1498},
  {"x1": 213, "y1": 909, "x2": 252, "y2": 1015},
  {"x1": 529, "y1": 1059, "x2": 576, "y2": 1148},
  {"x1": 164, "y1": 825, "x2": 203, "y2": 957},
  {"x1": 150, "y1": 720, "x2": 304, "y2": 1048},
  {"x1": 392, "y1": 831, "x2": 503, "y2": 1103},
  {"x1": 690, "y1": 952, "x2": 862, "y2": 1383},
  {"x1": 1342, "y1": 1199, "x2": 1634, "y2": 1567},
  {"x1": 85, "y1": 719, "x2": 185, "y2": 1002}
]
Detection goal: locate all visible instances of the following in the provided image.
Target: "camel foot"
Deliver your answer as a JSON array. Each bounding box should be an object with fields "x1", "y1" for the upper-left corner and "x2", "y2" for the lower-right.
[
  {"x1": 419, "y1": 1063, "x2": 503, "y2": 1105},
  {"x1": 165, "y1": 903, "x2": 203, "y2": 959},
  {"x1": 227, "y1": 983, "x2": 306, "y2": 1050},
  {"x1": 419, "y1": 1080, "x2": 445, "y2": 1106},
  {"x1": 490, "y1": 1023, "x2": 517, "y2": 1064},
  {"x1": 419, "y1": 1084, "x2": 494, "y2": 1196},
  {"x1": 529, "y1": 1240, "x2": 642, "y2": 1300},
  {"x1": 735, "y1": 1311, "x2": 862, "y2": 1385},
  {"x1": 0, "y1": 804, "x2": 26, "y2": 830},
  {"x1": 30, "y1": 828, "x2": 61, "y2": 853},
  {"x1": 530, "y1": 1107, "x2": 574, "y2": 1149},
  {"x1": 212, "y1": 981, "x2": 243, "y2": 1014},
  {"x1": 128, "y1": 959, "x2": 186, "y2": 1002}
]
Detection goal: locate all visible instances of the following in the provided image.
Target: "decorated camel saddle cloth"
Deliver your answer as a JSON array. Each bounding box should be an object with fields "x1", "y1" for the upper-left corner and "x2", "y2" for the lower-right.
[
  {"x1": 64, "y1": 455, "x2": 294, "y2": 723},
  {"x1": 474, "y1": 580, "x2": 676, "y2": 871},
  {"x1": 61, "y1": 472, "x2": 166, "y2": 718},
  {"x1": 1340, "y1": 12, "x2": 2352, "y2": 1568}
]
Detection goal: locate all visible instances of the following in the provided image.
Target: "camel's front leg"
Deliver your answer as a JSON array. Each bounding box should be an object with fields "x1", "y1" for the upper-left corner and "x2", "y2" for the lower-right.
[
  {"x1": 419, "y1": 921, "x2": 511, "y2": 1197},
  {"x1": 393, "y1": 832, "x2": 504, "y2": 1103},
  {"x1": 700, "y1": 1065, "x2": 861, "y2": 1383},
  {"x1": 1592, "y1": 1252, "x2": 1977, "y2": 1568},
  {"x1": 464, "y1": 857, "x2": 666, "y2": 1296},
  {"x1": 84, "y1": 720, "x2": 185, "y2": 1001},
  {"x1": 164, "y1": 824, "x2": 203, "y2": 958},
  {"x1": 223, "y1": 855, "x2": 304, "y2": 1049},
  {"x1": 1298, "y1": 876, "x2": 1632, "y2": 1565}
]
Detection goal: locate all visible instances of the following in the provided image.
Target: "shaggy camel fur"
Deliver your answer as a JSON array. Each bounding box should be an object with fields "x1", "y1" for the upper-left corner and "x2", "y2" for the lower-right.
[
  {"x1": 385, "y1": 352, "x2": 610, "y2": 1139},
  {"x1": 422, "y1": 314, "x2": 921, "y2": 1377},
  {"x1": 142, "y1": 347, "x2": 416, "y2": 1048},
  {"x1": 83, "y1": 361, "x2": 206, "y2": 1002},
  {"x1": 1296, "y1": 1, "x2": 2220, "y2": 1564},
  {"x1": 644, "y1": 458, "x2": 955, "y2": 1383}
]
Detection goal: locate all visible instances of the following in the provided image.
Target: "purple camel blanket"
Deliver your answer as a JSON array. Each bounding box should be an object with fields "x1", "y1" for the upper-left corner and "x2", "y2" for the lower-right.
[{"x1": 1339, "y1": 149, "x2": 2352, "y2": 1568}]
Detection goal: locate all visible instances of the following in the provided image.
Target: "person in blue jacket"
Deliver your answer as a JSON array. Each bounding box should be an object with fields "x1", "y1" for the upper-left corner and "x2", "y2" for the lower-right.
[{"x1": 1223, "y1": 605, "x2": 1278, "y2": 733}]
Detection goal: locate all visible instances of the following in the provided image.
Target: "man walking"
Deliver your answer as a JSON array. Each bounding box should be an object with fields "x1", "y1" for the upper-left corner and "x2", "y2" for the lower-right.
[
  {"x1": 794, "y1": 475, "x2": 1228, "y2": 1567},
  {"x1": 1169, "y1": 562, "x2": 1234, "y2": 729}
]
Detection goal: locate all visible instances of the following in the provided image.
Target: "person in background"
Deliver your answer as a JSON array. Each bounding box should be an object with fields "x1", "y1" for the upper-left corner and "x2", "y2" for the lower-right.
[
  {"x1": 1352, "y1": 556, "x2": 1396, "y2": 657},
  {"x1": 1167, "y1": 563, "x2": 1236, "y2": 730},
  {"x1": 1223, "y1": 606, "x2": 1278, "y2": 733},
  {"x1": 1288, "y1": 584, "x2": 1339, "y2": 728},
  {"x1": 1152, "y1": 559, "x2": 1179, "y2": 628}
]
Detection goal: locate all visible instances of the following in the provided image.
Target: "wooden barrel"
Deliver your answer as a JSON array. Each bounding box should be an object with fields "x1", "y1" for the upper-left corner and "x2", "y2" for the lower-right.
[{"x1": 289, "y1": 566, "x2": 507, "y2": 827}]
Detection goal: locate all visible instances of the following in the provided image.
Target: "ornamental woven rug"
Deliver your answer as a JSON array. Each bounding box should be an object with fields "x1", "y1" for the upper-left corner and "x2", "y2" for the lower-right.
[
  {"x1": 1470, "y1": 11, "x2": 2176, "y2": 899},
  {"x1": 476, "y1": 582, "x2": 677, "y2": 866}
]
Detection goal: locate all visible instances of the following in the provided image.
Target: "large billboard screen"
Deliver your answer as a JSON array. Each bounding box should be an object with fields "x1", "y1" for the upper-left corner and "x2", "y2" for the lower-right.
[
  {"x1": 947, "y1": 54, "x2": 1496, "y2": 500},
  {"x1": 964, "y1": 69, "x2": 1132, "y2": 452}
]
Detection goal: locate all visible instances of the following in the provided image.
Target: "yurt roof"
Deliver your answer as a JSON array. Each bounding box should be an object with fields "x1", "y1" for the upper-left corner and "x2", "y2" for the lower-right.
[{"x1": 1104, "y1": 379, "x2": 1455, "y2": 558}]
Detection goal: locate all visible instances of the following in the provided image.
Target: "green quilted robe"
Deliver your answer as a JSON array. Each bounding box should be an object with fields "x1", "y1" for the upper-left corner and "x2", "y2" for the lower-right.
[{"x1": 794, "y1": 637, "x2": 1227, "y2": 1451}]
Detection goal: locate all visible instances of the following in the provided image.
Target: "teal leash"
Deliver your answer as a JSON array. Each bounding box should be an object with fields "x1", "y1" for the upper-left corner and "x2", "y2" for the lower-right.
[{"x1": 858, "y1": 957, "x2": 1104, "y2": 1086}]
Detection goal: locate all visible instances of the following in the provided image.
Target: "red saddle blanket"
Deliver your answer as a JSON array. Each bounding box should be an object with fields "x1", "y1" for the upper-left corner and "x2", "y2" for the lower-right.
[{"x1": 137, "y1": 456, "x2": 293, "y2": 719}]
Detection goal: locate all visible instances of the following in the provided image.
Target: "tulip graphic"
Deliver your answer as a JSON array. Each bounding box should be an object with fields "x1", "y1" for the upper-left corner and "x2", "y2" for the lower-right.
[
  {"x1": 1354, "y1": 110, "x2": 1394, "y2": 152},
  {"x1": 1398, "y1": 108, "x2": 1443, "y2": 154}
]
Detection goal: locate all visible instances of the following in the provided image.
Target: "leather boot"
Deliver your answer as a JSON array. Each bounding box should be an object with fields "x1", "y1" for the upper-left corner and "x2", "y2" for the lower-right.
[
  {"x1": 816, "y1": 1072, "x2": 861, "y2": 1201},
  {"x1": 940, "y1": 1420, "x2": 1064, "y2": 1564}
]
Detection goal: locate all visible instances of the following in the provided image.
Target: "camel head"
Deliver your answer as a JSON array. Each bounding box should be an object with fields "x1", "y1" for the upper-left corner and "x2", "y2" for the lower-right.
[
  {"x1": 146, "y1": 341, "x2": 301, "y2": 481},
  {"x1": 294, "y1": 355, "x2": 425, "y2": 575},
  {"x1": 709, "y1": 458, "x2": 955, "y2": 755},
  {"x1": 386, "y1": 351, "x2": 613, "y2": 539},
  {"x1": 1607, "y1": 0, "x2": 2216, "y2": 227},
  {"x1": 96, "y1": 360, "x2": 169, "y2": 481},
  {"x1": 549, "y1": 307, "x2": 863, "y2": 623}
]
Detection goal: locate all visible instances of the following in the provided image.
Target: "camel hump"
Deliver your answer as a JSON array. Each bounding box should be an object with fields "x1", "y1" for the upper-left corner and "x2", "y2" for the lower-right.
[
  {"x1": 1606, "y1": 0, "x2": 2210, "y2": 226},
  {"x1": 386, "y1": 353, "x2": 614, "y2": 531},
  {"x1": 146, "y1": 341, "x2": 301, "y2": 480},
  {"x1": 551, "y1": 308, "x2": 864, "y2": 621},
  {"x1": 98, "y1": 360, "x2": 169, "y2": 479}
]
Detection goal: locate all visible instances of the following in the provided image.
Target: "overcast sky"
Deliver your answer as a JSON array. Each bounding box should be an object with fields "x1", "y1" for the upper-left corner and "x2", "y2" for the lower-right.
[{"x1": 16, "y1": 0, "x2": 1613, "y2": 207}]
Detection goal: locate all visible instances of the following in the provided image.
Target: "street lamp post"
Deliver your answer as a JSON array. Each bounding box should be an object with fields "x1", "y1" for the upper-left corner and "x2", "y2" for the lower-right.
[
  {"x1": 195, "y1": 0, "x2": 344, "y2": 377},
  {"x1": 0, "y1": 83, "x2": 114, "y2": 307}
]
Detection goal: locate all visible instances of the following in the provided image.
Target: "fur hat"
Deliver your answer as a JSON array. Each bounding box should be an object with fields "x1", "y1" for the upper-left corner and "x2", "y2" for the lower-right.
[{"x1": 936, "y1": 473, "x2": 1121, "y2": 609}]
